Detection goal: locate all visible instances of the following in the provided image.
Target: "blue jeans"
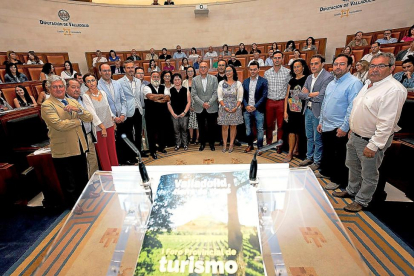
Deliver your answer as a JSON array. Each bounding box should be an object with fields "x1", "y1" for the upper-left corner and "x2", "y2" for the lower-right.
[
  {"x1": 244, "y1": 110, "x2": 264, "y2": 148},
  {"x1": 305, "y1": 108, "x2": 323, "y2": 163}
]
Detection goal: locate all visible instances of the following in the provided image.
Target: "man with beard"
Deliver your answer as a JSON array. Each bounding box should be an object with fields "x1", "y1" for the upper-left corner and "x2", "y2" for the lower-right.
[
  {"x1": 333, "y1": 52, "x2": 407, "y2": 212},
  {"x1": 173, "y1": 45, "x2": 187, "y2": 60},
  {"x1": 316, "y1": 54, "x2": 363, "y2": 190},
  {"x1": 143, "y1": 71, "x2": 171, "y2": 159}
]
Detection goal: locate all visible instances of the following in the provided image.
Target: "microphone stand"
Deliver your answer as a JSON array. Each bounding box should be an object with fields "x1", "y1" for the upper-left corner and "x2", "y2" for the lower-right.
[
  {"x1": 121, "y1": 134, "x2": 152, "y2": 203},
  {"x1": 249, "y1": 140, "x2": 283, "y2": 186}
]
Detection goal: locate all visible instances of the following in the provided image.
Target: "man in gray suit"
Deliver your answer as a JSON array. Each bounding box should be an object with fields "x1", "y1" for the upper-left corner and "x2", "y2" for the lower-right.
[
  {"x1": 298, "y1": 55, "x2": 334, "y2": 170},
  {"x1": 191, "y1": 61, "x2": 219, "y2": 151},
  {"x1": 118, "y1": 60, "x2": 147, "y2": 163},
  {"x1": 97, "y1": 63, "x2": 132, "y2": 163}
]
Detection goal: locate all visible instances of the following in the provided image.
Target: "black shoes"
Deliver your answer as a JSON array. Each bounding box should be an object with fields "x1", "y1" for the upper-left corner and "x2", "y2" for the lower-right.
[
  {"x1": 159, "y1": 149, "x2": 167, "y2": 154},
  {"x1": 151, "y1": 153, "x2": 158, "y2": 159},
  {"x1": 210, "y1": 145, "x2": 215, "y2": 151},
  {"x1": 140, "y1": 152, "x2": 149, "y2": 158},
  {"x1": 199, "y1": 144, "x2": 205, "y2": 151}
]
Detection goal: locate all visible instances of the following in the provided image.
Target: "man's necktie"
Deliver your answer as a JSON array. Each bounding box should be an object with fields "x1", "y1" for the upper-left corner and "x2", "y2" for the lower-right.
[{"x1": 62, "y1": 99, "x2": 68, "y2": 106}]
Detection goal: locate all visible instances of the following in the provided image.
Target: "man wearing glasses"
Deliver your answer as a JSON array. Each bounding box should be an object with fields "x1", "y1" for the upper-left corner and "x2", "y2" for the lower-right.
[
  {"x1": 376, "y1": 30, "x2": 398, "y2": 45},
  {"x1": 333, "y1": 52, "x2": 407, "y2": 212},
  {"x1": 361, "y1": 42, "x2": 382, "y2": 62},
  {"x1": 316, "y1": 54, "x2": 363, "y2": 190}
]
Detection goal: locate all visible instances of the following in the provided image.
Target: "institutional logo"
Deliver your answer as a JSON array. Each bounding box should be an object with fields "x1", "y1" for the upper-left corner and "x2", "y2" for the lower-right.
[{"x1": 58, "y1": 10, "x2": 70, "y2": 21}]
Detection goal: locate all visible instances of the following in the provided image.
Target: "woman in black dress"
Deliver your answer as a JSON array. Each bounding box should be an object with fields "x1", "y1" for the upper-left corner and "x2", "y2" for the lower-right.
[
  {"x1": 235, "y1": 43, "x2": 248, "y2": 55},
  {"x1": 283, "y1": 59, "x2": 310, "y2": 162}
]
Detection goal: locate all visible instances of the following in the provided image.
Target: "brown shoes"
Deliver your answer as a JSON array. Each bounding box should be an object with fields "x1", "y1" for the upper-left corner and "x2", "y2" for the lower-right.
[
  {"x1": 244, "y1": 146, "x2": 254, "y2": 153},
  {"x1": 344, "y1": 201, "x2": 364, "y2": 212},
  {"x1": 332, "y1": 191, "x2": 354, "y2": 198}
]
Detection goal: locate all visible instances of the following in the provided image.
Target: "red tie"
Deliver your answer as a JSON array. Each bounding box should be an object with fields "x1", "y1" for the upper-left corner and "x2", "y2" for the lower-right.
[{"x1": 368, "y1": 83, "x2": 373, "y2": 89}]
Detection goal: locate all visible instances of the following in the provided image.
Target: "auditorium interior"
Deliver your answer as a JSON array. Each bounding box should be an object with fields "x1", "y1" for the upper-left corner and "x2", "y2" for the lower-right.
[{"x1": 0, "y1": 0, "x2": 413, "y2": 275}]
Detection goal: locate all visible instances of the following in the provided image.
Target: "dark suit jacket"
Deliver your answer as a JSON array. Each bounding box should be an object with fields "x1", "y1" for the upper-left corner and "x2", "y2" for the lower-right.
[
  {"x1": 111, "y1": 66, "x2": 125, "y2": 75},
  {"x1": 242, "y1": 76, "x2": 268, "y2": 113},
  {"x1": 396, "y1": 49, "x2": 412, "y2": 61}
]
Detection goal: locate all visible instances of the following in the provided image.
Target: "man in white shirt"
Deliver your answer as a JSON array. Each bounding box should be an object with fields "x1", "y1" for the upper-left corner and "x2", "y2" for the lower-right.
[
  {"x1": 361, "y1": 42, "x2": 381, "y2": 62},
  {"x1": 333, "y1": 52, "x2": 407, "y2": 212},
  {"x1": 248, "y1": 52, "x2": 265, "y2": 67},
  {"x1": 204, "y1": 46, "x2": 218, "y2": 60},
  {"x1": 92, "y1": 50, "x2": 108, "y2": 67},
  {"x1": 264, "y1": 49, "x2": 274, "y2": 66}
]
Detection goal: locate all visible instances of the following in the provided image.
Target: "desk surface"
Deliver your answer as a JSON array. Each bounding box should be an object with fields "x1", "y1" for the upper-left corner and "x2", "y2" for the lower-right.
[{"x1": 34, "y1": 164, "x2": 370, "y2": 276}]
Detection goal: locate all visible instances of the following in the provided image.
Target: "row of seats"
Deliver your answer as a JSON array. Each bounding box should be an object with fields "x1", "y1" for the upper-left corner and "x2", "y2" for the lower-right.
[
  {"x1": 85, "y1": 38, "x2": 327, "y2": 69},
  {"x1": 344, "y1": 26, "x2": 412, "y2": 46},
  {"x1": 0, "y1": 63, "x2": 81, "y2": 83},
  {"x1": 0, "y1": 81, "x2": 43, "y2": 108},
  {"x1": 0, "y1": 52, "x2": 70, "y2": 66}
]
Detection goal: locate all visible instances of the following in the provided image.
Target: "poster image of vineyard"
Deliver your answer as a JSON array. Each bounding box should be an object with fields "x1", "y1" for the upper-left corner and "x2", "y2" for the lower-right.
[{"x1": 135, "y1": 171, "x2": 265, "y2": 276}]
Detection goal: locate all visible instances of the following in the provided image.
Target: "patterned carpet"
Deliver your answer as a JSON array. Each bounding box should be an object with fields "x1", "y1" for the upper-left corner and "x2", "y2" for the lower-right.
[{"x1": 7, "y1": 144, "x2": 414, "y2": 276}]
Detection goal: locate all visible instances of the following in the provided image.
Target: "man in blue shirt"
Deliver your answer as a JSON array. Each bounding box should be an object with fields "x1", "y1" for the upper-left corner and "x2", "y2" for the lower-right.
[
  {"x1": 393, "y1": 56, "x2": 414, "y2": 89},
  {"x1": 173, "y1": 45, "x2": 187, "y2": 60},
  {"x1": 376, "y1": 30, "x2": 398, "y2": 45},
  {"x1": 316, "y1": 54, "x2": 363, "y2": 190}
]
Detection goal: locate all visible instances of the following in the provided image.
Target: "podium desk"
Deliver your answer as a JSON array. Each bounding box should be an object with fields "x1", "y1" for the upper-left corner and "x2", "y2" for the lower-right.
[{"x1": 34, "y1": 164, "x2": 370, "y2": 276}]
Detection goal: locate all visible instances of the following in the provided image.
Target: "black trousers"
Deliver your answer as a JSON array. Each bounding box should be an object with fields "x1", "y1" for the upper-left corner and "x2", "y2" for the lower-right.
[
  {"x1": 53, "y1": 151, "x2": 88, "y2": 207},
  {"x1": 116, "y1": 109, "x2": 143, "y2": 163},
  {"x1": 320, "y1": 129, "x2": 349, "y2": 186},
  {"x1": 196, "y1": 110, "x2": 218, "y2": 146},
  {"x1": 146, "y1": 116, "x2": 167, "y2": 154}
]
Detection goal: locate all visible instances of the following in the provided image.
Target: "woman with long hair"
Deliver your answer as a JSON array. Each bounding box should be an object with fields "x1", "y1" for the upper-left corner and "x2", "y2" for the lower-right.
[
  {"x1": 342, "y1": 46, "x2": 355, "y2": 64},
  {"x1": 3, "y1": 51, "x2": 23, "y2": 66},
  {"x1": 353, "y1": 60, "x2": 369, "y2": 84},
  {"x1": 148, "y1": 59, "x2": 160, "y2": 72},
  {"x1": 36, "y1": 80, "x2": 50, "y2": 105},
  {"x1": 288, "y1": 49, "x2": 301, "y2": 65},
  {"x1": 26, "y1": 51, "x2": 43, "y2": 65},
  {"x1": 161, "y1": 70, "x2": 173, "y2": 95},
  {"x1": 401, "y1": 25, "x2": 414, "y2": 42},
  {"x1": 182, "y1": 66, "x2": 199, "y2": 144},
  {"x1": 284, "y1": 40, "x2": 296, "y2": 52},
  {"x1": 108, "y1": 50, "x2": 120, "y2": 62},
  {"x1": 5, "y1": 64, "x2": 28, "y2": 83},
  {"x1": 179, "y1": 57, "x2": 189, "y2": 70},
  {"x1": 235, "y1": 43, "x2": 248, "y2": 55},
  {"x1": 60, "y1": 60, "x2": 77, "y2": 79},
  {"x1": 302, "y1": 37, "x2": 317, "y2": 51},
  {"x1": 82, "y1": 73, "x2": 118, "y2": 171},
  {"x1": 40, "y1": 63, "x2": 55, "y2": 81},
  {"x1": 283, "y1": 59, "x2": 310, "y2": 162},
  {"x1": 217, "y1": 65, "x2": 243, "y2": 153},
  {"x1": 13, "y1": 85, "x2": 37, "y2": 108}
]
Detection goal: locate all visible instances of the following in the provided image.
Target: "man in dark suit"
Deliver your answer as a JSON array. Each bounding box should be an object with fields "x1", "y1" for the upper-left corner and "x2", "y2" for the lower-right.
[
  {"x1": 191, "y1": 61, "x2": 219, "y2": 151},
  {"x1": 111, "y1": 60, "x2": 125, "y2": 75},
  {"x1": 242, "y1": 61, "x2": 268, "y2": 152},
  {"x1": 395, "y1": 41, "x2": 414, "y2": 61},
  {"x1": 298, "y1": 55, "x2": 334, "y2": 171},
  {"x1": 41, "y1": 75, "x2": 93, "y2": 214}
]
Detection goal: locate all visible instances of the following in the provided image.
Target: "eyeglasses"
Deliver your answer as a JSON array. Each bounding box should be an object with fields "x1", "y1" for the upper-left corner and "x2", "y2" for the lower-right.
[
  {"x1": 51, "y1": 85, "x2": 65, "y2": 89},
  {"x1": 86, "y1": 79, "x2": 97, "y2": 83},
  {"x1": 369, "y1": 64, "x2": 391, "y2": 69},
  {"x1": 333, "y1": 62, "x2": 347, "y2": 67},
  {"x1": 225, "y1": 69, "x2": 233, "y2": 73}
]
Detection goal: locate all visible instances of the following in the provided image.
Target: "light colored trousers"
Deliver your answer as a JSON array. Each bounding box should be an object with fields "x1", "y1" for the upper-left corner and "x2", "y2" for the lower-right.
[
  {"x1": 86, "y1": 133, "x2": 99, "y2": 179},
  {"x1": 345, "y1": 133, "x2": 393, "y2": 207}
]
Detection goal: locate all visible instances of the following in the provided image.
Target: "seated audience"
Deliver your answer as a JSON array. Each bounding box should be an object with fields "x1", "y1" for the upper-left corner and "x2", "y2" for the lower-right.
[
  {"x1": 228, "y1": 54, "x2": 242, "y2": 67},
  {"x1": 92, "y1": 50, "x2": 108, "y2": 67},
  {"x1": 353, "y1": 60, "x2": 370, "y2": 84},
  {"x1": 302, "y1": 37, "x2": 317, "y2": 51},
  {"x1": 212, "y1": 55, "x2": 223, "y2": 69},
  {"x1": 83, "y1": 73, "x2": 118, "y2": 171},
  {"x1": 393, "y1": 56, "x2": 414, "y2": 89},
  {"x1": 5, "y1": 64, "x2": 28, "y2": 83},
  {"x1": 288, "y1": 49, "x2": 301, "y2": 65},
  {"x1": 3, "y1": 51, "x2": 23, "y2": 66},
  {"x1": 376, "y1": 30, "x2": 398, "y2": 44},
  {"x1": 400, "y1": 25, "x2": 414, "y2": 42},
  {"x1": 129, "y1": 49, "x2": 141, "y2": 61},
  {"x1": 204, "y1": 46, "x2": 218, "y2": 59},
  {"x1": 163, "y1": 58, "x2": 175, "y2": 71},
  {"x1": 348, "y1": 31, "x2": 368, "y2": 47},
  {"x1": 148, "y1": 59, "x2": 160, "y2": 72},
  {"x1": 26, "y1": 51, "x2": 43, "y2": 65},
  {"x1": 173, "y1": 45, "x2": 187, "y2": 59},
  {"x1": 283, "y1": 59, "x2": 310, "y2": 162},
  {"x1": 265, "y1": 49, "x2": 274, "y2": 66},
  {"x1": 188, "y1": 47, "x2": 199, "y2": 62},
  {"x1": 250, "y1": 43, "x2": 261, "y2": 54},
  {"x1": 361, "y1": 42, "x2": 381, "y2": 62},
  {"x1": 342, "y1": 46, "x2": 355, "y2": 64},
  {"x1": 220, "y1": 44, "x2": 231, "y2": 56},
  {"x1": 164, "y1": 0, "x2": 174, "y2": 5},
  {"x1": 60, "y1": 60, "x2": 77, "y2": 79},
  {"x1": 152, "y1": 0, "x2": 160, "y2": 5},
  {"x1": 235, "y1": 43, "x2": 248, "y2": 55},
  {"x1": 13, "y1": 85, "x2": 37, "y2": 108},
  {"x1": 161, "y1": 70, "x2": 173, "y2": 94},
  {"x1": 111, "y1": 60, "x2": 125, "y2": 74},
  {"x1": 167, "y1": 73, "x2": 191, "y2": 151},
  {"x1": 271, "y1": 42, "x2": 279, "y2": 51},
  {"x1": 108, "y1": 50, "x2": 120, "y2": 62},
  {"x1": 74, "y1": 73, "x2": 88, "y2": 94},
  {"x1": 179, "y1": 57, "x2": 190, "y2": 70},
  {"x1": 40, "y1": 63, "x2": 55, "y2": 81},
  {"x1": 193, "y1": 56, "x2": 202, "y2": 69},
  {"x1": 284, "y1": 40, "x2": 296, "y2": 52},
  {"x1": 396, "y1": 40, "x2": 414, "y2": 61},
  {"x1": 159, "y1": 48, "x2": 172, "y2": 60},
  {"x1": 146, "y1": 48, "x2": 159, "y2": 60},
  {"x1": 248, "y1": 52, "x2": 264, "y2": 67},
  {"x1": 0, "y1": 89, "x2": 13, "y2": 111},
  {"x1": 182, "y1": 66, "x2": 199, "y2": 144},
  {"x1": 36, "y1": 80, "x2": 50, "y2": 105},
  {"x1": 217, "y1": 65, "x2": 243, "y2": 153}
]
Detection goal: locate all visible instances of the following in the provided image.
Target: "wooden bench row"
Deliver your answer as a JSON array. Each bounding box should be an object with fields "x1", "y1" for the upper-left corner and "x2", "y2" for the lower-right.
[
  {"x1": 85, "y1": 38, "x2": 327, "y2": 71},
  {"x1": 344, "y1": 26, "x2": 411, "y2": 46},
  {"x1": 0, "y1": 52, "x2": 70, "y2": 67},
  {"x1": 0, "y1": 63, "x2": 81, "y2": 83}
]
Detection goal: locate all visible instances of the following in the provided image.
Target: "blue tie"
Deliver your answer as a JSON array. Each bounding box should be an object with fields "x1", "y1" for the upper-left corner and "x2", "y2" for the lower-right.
[{"x1": 62, "y1": 99, "x2": 68, "y2": 106}]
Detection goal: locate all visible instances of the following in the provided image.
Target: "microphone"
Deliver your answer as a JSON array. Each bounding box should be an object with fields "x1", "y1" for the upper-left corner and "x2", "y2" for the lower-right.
[
  {"x1": 249, "y1": 140, "x2": 283, "y2": 184},
  {"x1": 121, "y1": 134, "x2": 150, "y2": 186}
]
